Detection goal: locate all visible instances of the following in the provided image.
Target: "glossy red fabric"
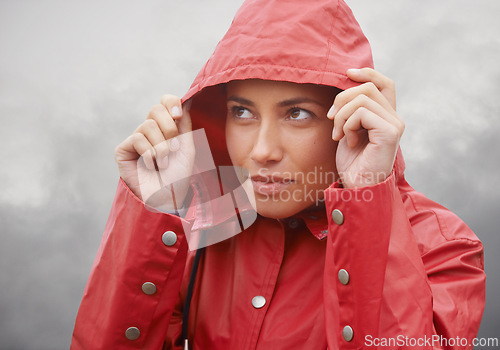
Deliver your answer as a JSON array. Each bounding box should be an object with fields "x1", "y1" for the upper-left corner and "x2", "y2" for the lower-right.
[{"x1": 71, "y1": 0, "x2": 485, "y2": 349}]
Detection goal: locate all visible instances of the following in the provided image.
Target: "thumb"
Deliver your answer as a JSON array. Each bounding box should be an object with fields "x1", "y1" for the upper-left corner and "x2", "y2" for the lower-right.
[{"x1": 178, "y1": 99, "x2": 193, "y2": 135}]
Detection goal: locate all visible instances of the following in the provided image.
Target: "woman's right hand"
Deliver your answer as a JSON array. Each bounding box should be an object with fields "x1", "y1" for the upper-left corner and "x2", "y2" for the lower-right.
[{"x1": 114, "y1": 94, "x2": 195, "y2": 210}]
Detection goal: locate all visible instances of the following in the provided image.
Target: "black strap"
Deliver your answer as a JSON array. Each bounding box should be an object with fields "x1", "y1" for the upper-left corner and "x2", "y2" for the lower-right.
[{"x1": 181, "y1": 246, "x2": 205, "y2": 343}]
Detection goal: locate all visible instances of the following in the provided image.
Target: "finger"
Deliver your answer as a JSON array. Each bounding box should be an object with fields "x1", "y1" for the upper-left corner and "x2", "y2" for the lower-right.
[
  {"x1": 332, "y1": 94, "x2": 403, "y2": 141},
  {"x1": 346, "y1": 68, "x2": 396, "y2": 110},
  {"x1": 147, "y1": 104, "x2": 179, "y2": 141},
  {"x1": 178, "y1": 99, "x2": 193, "y2": 135},
  {"x1": 136, "y1": 119, "x2": 166, "y2": 147},
  {"x1": 129, "y1": 132, "x2": 156, "y2": 170},
  {"x1": 154, "y1": 141, "x2": 170, "y2": 169},
  {"x1": 135, "y1": 119, "x2": 170, "y2": 167},
  {"x1": 160, "y1": 94, "x2": 183, "y2": 120},
  {"x1": 342, "y1": 107, "x2": 401, "y2": 149},
  {"x1": 328, "y1": 81, "x2": 394, "y2": 120},
  {"x1": 116, "y1": 132, "x2": 153, "y2": 161}
]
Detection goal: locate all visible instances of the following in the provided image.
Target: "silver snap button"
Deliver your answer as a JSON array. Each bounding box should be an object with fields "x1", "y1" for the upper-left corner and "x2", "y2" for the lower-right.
[
  {"x1": 162, "y1": 231, "x2": 177, "y2": 246},
  {"x1": 343, "y1": 325, "x2": 353, "y2": 341},
  {"x1": 338, "y1": 269, "x2": 350, "y2": 285},
  {"x1": 142, "y1": 282, "x2": 157, "y2": 295},
  {"x1": 331, "y1": 209, "x2": 344, "y2": 225},
  {"x1": 251, "y1": 296, "x2": 266, "y2": 309},
  {"x1": 125, "y1": 326, "x2": 140, "y2": 340}
]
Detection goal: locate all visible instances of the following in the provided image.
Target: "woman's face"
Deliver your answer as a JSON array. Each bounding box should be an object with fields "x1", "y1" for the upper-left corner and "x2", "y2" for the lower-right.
[{"x1": 225, "y1": 79, "x2": 340, "y2": 218}]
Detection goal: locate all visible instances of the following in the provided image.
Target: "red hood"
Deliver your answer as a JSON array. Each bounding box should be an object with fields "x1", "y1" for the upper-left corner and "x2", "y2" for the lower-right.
[{"x1": 182, "y1": 0, "x2": 405, "y2": 178}]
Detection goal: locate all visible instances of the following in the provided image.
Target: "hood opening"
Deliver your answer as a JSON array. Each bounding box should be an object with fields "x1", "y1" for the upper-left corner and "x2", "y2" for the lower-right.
[{"x1": 180, "y1": 0, "x2": 405, "y2": 189}]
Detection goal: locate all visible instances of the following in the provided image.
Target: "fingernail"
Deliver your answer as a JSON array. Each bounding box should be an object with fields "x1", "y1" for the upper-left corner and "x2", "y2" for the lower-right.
[
  {"x1": 171, "y1": 106, "x2": 182, "y2": 117},
  {"x1": 327, "y1": 105, "x2": 336, "y2": 118},
  {"x1": 169, "y1": 137, "x2": 180, "y2": 152},
  {"x1": 347, "y1": 68, "x2": 360, "y2": 74}
]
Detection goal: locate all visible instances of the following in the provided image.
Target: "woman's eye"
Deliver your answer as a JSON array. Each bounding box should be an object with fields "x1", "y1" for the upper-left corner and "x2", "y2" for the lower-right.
[
  {"x1": 288, "y1": 108, "x2": 312, "y2": 120},
  {"x1": 232, "y1": 107, "x2": 254, "y2": 119}
]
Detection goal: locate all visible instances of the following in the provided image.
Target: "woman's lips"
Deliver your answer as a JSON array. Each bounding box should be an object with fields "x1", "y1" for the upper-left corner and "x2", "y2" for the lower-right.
[{"x1": 250, "y1": 175, "x2": 294, "y2": 195}]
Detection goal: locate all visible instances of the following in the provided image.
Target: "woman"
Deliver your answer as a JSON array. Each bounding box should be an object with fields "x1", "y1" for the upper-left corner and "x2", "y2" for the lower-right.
[{"x1": 72, "y1": 0, "x2": 485, "y2": 349}]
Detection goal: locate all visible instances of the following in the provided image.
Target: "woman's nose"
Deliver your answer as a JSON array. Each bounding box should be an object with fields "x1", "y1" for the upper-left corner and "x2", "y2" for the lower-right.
[{"x1": 250, "y1": 123, "x2": 283, "y2": 164}]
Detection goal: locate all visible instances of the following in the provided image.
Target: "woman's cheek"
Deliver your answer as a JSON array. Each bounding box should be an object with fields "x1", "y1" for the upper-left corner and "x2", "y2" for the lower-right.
[{"x1": 226, "y1": 126, "x2": 247, "y2": 166}]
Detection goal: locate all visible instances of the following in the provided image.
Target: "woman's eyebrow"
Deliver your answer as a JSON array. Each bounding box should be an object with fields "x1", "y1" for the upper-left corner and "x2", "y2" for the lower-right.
[
  {"x1": 278, "y1": 97, "x2": 326, "y2": 108},
  {"x1": 227, "y1": 96, "x2": 327, "y2": 108},
  {"x1": 227, "y1": 96, "x2": 255, "y2": 106}
]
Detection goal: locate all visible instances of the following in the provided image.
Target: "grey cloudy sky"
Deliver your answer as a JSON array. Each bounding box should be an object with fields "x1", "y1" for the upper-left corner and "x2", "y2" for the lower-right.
[{"x1": 0, "y1": 0, "x2": 499, "y2": 348}]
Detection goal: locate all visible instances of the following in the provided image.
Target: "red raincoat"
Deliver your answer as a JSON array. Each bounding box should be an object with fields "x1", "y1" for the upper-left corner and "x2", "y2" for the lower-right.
[{"x1": 71, "y1": 0, "x2": 485, "y2": 349}]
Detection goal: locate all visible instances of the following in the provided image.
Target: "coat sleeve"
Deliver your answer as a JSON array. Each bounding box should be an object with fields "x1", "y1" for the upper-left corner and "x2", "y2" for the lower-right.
[
  {"x1": 322, "y1": 172, "x2": 485, "y2": 350},
  {"x1": 71, "y1": 178, "x2": 189, "y2": 350}
]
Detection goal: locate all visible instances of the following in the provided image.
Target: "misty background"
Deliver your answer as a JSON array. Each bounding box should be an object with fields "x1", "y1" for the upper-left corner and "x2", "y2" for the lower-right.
[{"x1": 0, "y1": 0, "x2": 498, "y2": 348}]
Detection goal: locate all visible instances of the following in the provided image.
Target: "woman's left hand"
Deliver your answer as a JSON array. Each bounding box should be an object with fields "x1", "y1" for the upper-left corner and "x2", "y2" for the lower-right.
[{"x1": 327, "y1": 68, "x2": 404, "y2": 188}]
